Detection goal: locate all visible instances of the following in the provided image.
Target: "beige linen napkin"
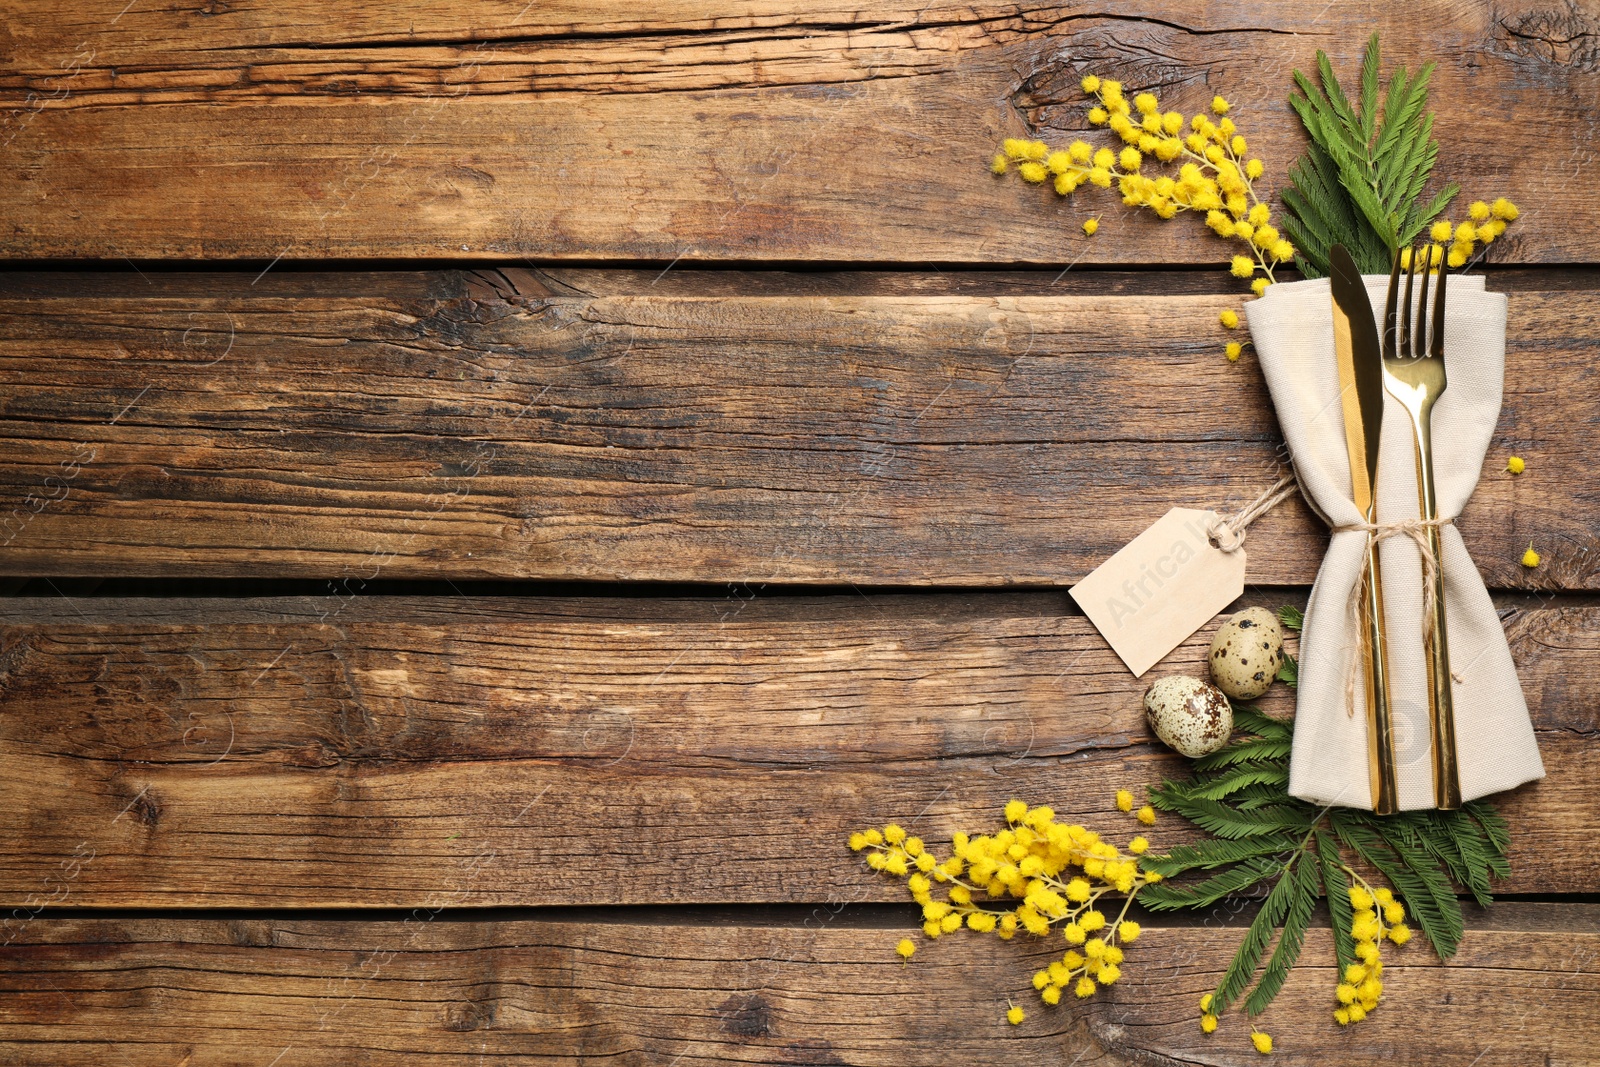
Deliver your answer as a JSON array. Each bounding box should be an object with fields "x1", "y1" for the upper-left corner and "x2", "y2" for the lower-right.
[{"x1": 1247, "y1": 274, "x2": 1544, "y2": 811}]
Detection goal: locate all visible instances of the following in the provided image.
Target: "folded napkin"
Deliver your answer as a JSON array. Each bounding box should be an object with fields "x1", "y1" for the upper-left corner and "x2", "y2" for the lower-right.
[{"x1": 1247, "y1": 274, "x2": 1544, "y2": 811}]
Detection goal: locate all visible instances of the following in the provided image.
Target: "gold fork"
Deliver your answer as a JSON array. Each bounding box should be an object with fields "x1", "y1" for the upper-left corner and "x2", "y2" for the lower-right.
[{"x1": 1380, "y1": 244, "x2": 1461, "y2": 810}]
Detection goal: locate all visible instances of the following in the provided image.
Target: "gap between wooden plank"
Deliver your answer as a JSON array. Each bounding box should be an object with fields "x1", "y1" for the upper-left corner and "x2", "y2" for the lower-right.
[
  {"x1": 17, "y1": 896, "x2": 1600, "y2": 928},
  {"x1": 5, "y1": 266, "x2": 1600, "y2": 299}
]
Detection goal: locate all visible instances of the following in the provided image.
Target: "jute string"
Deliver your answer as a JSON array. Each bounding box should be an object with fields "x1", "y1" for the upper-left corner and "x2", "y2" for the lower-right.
[
  {"x1": 1204, "y1": 474, "x2": 1299, "y2": 553},
  {"x1": 1332, "y1": 515, "x2": 1458, "y2": 717}
]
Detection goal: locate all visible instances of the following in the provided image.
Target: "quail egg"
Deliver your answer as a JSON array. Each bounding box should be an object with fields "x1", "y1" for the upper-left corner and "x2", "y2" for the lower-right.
[
  {"x1": 1143, "y1": 675, "x2": 1233, "y2": 758},
  {"x1": 1208, "y1": 607, "x2": 1285, "y2": 700}
]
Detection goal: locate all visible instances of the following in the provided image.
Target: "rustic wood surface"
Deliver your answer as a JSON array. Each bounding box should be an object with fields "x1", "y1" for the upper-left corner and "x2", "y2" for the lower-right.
[
  {"x1": 3, "y1": 272, "x2": 1594, "y2": 588},
  {"x1": 1, "y1": 594, "x2": 1594, "y2": 907},
  {"x1": 5, "y1": 0, "x2": 1599, "y2": 1062},
  {"x1": 0, "y1": 906, "x2": 1594, "y2": 1065},
  {"x1": 3, "y1": 1, "x2": 1596, "y2": 262}
]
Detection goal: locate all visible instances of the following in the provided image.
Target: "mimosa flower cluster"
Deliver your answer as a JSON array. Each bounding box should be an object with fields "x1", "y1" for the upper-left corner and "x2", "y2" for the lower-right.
[
  {"x1": 851, "y1": 797, "x2": 1160, "y2": 1020},
  {"x1": 1191, "y1": 865, "x2": 1411, "y2": 1041},
  {"x1": 993, "y1": 78, "x2": 1289, "y2": 293},
  {"x1": 1401, "y1": 197, "x2": 1521, "y2": 270},
  {"x1": 992, "y1": 72, "x2": 1523, "y2": 365},
  {"x1": 1331, "y1": 874, "x2": 1410, "y2": 1026}
]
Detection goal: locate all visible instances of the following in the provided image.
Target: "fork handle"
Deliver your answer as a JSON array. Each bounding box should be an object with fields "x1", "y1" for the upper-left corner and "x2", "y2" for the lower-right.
[{"x1": 1413, "y1": 417, "x2": 1463, "y2": 810}]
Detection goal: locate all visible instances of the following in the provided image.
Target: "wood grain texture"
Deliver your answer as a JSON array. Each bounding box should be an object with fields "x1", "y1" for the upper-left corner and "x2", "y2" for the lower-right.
[
  {"x1": 1, "y1": 906, "x2": 1595, "y2": 1065},
  {"x1": 2, "y1": 0, "x2": 1595, "y2": 261},
  {"x1": 1, "y1": 594, "x2": 1594, "y2": 907},
  {"x1": 3, "y1": 273, "x2": 1593, "y2": 587}
]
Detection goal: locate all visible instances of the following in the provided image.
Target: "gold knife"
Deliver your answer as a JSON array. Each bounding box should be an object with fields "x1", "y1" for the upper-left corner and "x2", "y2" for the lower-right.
[{"x1": 1329, "y1": 245, "x2": 1399, "y2": 815}]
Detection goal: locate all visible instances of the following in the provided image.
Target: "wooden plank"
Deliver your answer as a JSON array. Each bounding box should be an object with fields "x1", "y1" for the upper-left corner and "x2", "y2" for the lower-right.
[
  {"x1": 1, "y1": 906, "x2": 1595, "y2": 1065},
  {"x1": 2, "y1": 1, "x2": 1593, "y2": 261},
  {"x1": 0, "y1": 595, "x2": 1593, "y2": 907},
  {"x1": 3, "y1": 275, "x2": 1594, "y2": 588}
]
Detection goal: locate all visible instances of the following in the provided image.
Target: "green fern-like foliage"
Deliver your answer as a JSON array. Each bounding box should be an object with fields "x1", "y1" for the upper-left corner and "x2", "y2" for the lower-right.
[
  {"x1": 1275, "y1": 605, "x2": 1300, "y2": 685},
  {"x1": 1282, "y1": 33, "x2": 1458, "y2": 277},
  {"x1": 1139, "y1": 698, "x2": 1509, "y2": 1020}
]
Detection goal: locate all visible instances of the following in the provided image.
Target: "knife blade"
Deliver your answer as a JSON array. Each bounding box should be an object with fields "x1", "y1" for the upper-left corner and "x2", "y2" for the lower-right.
[
  {"x1": 1329, "y1": 245, "x2": 1385, "y2": 516},
  {"x1": 1328, "y1": 244, "x2": 1398, "y2": 815}
]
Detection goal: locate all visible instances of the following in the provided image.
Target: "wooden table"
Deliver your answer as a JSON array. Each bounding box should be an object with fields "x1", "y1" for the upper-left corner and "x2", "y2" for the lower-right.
[{"x1": 3, "y1": 3, "x2": 1598, "y2": 1063}]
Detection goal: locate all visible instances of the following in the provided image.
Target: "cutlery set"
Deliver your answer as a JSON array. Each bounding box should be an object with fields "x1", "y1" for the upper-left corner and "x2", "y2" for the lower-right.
[{"x1": 1328, "y1": 243, "x2": 1461, "y2": 814}]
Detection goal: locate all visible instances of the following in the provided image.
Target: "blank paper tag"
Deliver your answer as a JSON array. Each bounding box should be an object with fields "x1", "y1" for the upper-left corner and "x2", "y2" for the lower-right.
[{"x1": 1069, "y1": 508, "x2": 1247, "y2": 677}]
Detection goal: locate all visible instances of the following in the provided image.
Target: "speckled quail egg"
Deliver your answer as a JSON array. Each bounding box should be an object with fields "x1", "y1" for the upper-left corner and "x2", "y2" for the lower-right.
[
  {"x1": 1208, "y1": 607, "x2": 1285, "y2": 700},
  {"x1": 1143, "y1": 675, "x2": 1233, "y2": 758}
]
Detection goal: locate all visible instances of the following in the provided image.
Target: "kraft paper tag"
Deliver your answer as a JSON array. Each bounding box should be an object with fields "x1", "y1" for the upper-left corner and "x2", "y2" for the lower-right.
[{"x1": 1070, "y1": 508, "x2": 1246, "y2": 678}]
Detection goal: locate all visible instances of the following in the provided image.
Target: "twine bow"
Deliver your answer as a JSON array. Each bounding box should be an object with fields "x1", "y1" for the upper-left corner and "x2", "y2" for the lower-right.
[{"x1": 1332, "y1": 515, "x2": 1460, "y2": 717}]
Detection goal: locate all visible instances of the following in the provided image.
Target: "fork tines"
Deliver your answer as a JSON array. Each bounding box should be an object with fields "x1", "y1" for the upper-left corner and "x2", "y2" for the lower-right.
[{"x1": 1384, "y1": 244, "x2": 1449, "y2": 360}]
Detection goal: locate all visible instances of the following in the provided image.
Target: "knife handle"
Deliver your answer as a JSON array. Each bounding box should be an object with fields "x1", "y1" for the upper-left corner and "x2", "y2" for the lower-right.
[{"x1": 1363, "y1": 533, "x2": 1400, "y2": 815}]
